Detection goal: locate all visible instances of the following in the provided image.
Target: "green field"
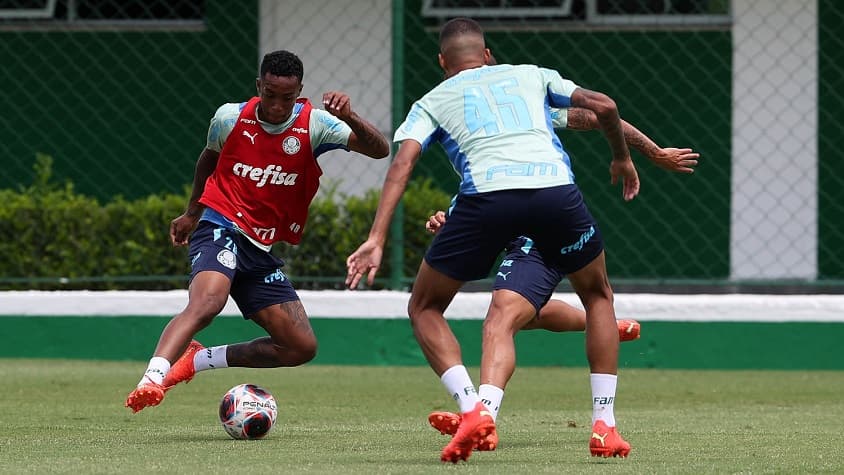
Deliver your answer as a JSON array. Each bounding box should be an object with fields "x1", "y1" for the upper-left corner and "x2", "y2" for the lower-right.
[{"x1": 1, "y1": 360, "x2": 842, "y2": 474}]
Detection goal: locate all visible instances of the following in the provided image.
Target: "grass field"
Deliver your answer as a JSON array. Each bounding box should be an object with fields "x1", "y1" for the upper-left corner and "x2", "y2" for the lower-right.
[{"x1": 1, "y1": 360, "x2": 842, "y2": 474}]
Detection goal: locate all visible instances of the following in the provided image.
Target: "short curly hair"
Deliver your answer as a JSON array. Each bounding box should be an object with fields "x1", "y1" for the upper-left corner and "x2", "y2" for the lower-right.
[
  {"x1": 439, "y1": 17, "x2": 484, "y2": 47},
  {"x1": 259, "y1": 50, "x2": 304, "y2": 81}
]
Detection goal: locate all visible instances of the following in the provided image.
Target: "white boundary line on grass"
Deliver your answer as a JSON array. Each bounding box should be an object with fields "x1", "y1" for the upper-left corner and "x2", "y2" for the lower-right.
[{"x1": 0, "y1": 290, "x2": 843, "y2": 321}]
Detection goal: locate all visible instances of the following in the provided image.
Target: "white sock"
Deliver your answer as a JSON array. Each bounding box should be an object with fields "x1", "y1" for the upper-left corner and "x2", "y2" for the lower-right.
[
  {"x1": 478, "y1": 384, "x2": 504, "y2": 421},
  {"x1": 138, "y1": 356, "x2": 170, "y2": 386},
  {"x1": 590, "y1": 373, "x2": 617, "y2": 427},
  {"x1": 193, "y1": 345, "x2": 229, "y2": 372},
  {"x1": 440, "y1": 365, "x2": 480, "y2": 413}
]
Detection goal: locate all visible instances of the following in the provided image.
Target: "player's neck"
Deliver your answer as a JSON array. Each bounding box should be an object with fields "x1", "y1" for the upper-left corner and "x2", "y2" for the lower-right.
[{"x1": 448, "y1": 61, "x2": 485, "y2": 78}]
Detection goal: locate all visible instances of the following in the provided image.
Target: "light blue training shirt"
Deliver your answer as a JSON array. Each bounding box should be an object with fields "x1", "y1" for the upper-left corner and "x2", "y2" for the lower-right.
[{"x1": 394, "y1": 64, "x2": 579, "y2": 195}]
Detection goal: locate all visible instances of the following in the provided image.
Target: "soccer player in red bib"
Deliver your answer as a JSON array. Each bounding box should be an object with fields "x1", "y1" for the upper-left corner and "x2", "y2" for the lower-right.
[{"x1": 125, "y1": 50, "x2": 389, "y2": 413}]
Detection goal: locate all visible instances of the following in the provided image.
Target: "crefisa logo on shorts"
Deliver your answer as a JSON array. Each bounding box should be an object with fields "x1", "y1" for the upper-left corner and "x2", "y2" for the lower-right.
[
  {"x1": 263, "y1": 268, "x2": 286, "y2": 284},
  {"x1": 560, "y1": 226, "x2": 595, "y2": 255},
  {"x1": 216, "y1": 250, "x2": 236, "y2": 269}
]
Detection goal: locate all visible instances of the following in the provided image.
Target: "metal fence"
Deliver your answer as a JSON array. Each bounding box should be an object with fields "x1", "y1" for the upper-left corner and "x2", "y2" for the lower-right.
[{"x1": 0, "y1": 0, "x2": 841, "y2": 290}]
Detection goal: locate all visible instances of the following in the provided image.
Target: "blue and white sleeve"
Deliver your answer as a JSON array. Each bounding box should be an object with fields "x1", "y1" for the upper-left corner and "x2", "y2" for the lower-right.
[
  {"x1": 393, "y1": 102, "x2": 438, "y2": 151},
  {"x1": 309, "y1": 109, "x2": 352, "y2": 158},
  {"x1": 205, "y1": 103, "x2": 240, "y2": 152},
  {"x1": 541, "y1": 67, "x2": 579, "y2": 109}
]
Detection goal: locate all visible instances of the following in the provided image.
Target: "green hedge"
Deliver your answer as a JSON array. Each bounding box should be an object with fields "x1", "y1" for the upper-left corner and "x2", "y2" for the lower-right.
[{"x1": 0, "y1": 156, "x2": 451, "y2": 290}]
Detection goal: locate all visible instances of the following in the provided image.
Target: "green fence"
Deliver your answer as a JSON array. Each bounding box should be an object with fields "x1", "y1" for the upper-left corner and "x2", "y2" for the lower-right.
[
  {"x1": 819, "y1": 1, "x2": 844, "y2": 280},
  {"x1": 0, "y1": 1, "x2": 258, "y2": 200},
  {"x1": 0, "y1": 0, "x2": 841, "y2": 289},
  {"x1": 400, "y1": 0, "x2": 731, "y2": 280}
]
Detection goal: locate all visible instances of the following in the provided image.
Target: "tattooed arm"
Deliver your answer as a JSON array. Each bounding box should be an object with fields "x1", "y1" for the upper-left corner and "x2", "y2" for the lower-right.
[
  {"x1": 323, "y1": 90, "x2": 390, "y2": 159},
  {"x1": 565, "y1": 107, "x2": 699, "y2": 174},
  {"x1": 344, "y1": 110, "x2": 391, "y2": 159}
]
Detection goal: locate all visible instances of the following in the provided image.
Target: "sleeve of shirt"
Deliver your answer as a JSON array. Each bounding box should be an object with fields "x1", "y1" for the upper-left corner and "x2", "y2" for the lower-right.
[
  {"x1": 540, "y1": 67, "x2": 579, "y2": 109},
  {"x1": 549, "y1": 107, "x2": 568, "y2": 130},
  {"x1": 205, "y1": 103, "x2": 241, "y2": 152},
  {"x1": 393, "y1": 102, "x2": 439, "y2": 151},
  {"x1": 308, "y1": 109, "x2": 352, "y2": 157}
]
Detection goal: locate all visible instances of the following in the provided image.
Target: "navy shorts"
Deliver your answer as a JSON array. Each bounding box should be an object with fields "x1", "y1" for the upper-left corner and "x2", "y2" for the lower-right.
[
  {"x1": 188, "y1": 221, "x2": 299, "y2": 318},
  {"x1": 493, "y1": 237, "x2": 565, "y2": 312},
  {"x1": 425, "y1": 184, "x2": 604, "y2": 287}
]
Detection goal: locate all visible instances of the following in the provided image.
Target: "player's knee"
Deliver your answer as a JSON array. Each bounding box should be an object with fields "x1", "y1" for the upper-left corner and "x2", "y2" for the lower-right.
[
  {"x1": 482, "y1": 311, "x2": 523, "y2": 337},
  {"x1": 297, "y1": 336, "x2": 318, "y2": 363},
  {"x1": 406, "y1": 292, "x2": 450, "y2": 324},
  {"x1": 407, "y1": 292, "x2": 424, "y2": 319},
  {"x1": 180, "y1": 295, "x2": 227, "y2": 327},
  {"x1": 578, "y1": 283, "x2": 614, "y2": 310},
  {"x1": 406, "y1": 298, "x2": 424, "y2": 325},
  {"x1": 286, "y1": 336, "x2": 317, "y2": 365},
  {"x1": 484, "y1": 291, "x2": 535, "y2": 334},
  {"x1": 482, "y1": 316, "x2": 505, "y2": 337}
]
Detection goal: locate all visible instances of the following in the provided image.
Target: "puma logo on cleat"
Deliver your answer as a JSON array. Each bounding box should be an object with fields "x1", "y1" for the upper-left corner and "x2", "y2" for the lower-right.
[
  {"x1": 625, "y1": 322, "x2": 636, "y2": 333},
  {"x1": 591, "y1": 432, "x2": 608, "y2": 446}
]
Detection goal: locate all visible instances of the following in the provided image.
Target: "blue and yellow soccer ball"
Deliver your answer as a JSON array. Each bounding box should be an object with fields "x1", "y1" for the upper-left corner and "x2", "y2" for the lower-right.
[{"x1": 219, "y1": 383, "x2": 278, "y2": 440}]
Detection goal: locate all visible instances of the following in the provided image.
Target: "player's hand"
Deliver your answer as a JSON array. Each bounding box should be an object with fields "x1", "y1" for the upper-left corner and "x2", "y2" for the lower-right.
[
  {"x1": 610, "y1": 158, "x2": 640, "y2": 202},
  {"x1": 322, "y1": 91, "x2": 352, "y2": 121},
  {"x1": 425, "y1": 211, "x2": 447, "y2": 234},
  {"x1": 170, "y1": 213, "x2": 200, "y2": 247},
  {"x1": 345, "y1": 239, "x2": 384, "y2": 289},
  {"x1": 648, "y1": 147, "x2": 700, "y2": 174}
]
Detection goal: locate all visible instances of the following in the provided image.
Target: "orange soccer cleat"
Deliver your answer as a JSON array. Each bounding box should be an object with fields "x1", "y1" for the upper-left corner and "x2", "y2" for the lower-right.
[
  {"x1": 589, "y1": 420, "x2": 631, "y2": 458},
  {"x1": 162, "y1": 340, "x2": 205, "y2": 391},
  {"x1": 429, "y1": 411, "x2": 498, "y2": 451},
  {"x1": 429, "y1": 411, "x2": 460, "y2": 436},
  {"x1": 617, "y1": 319, "x2": 641, "y2": 342},
  {"x1": 440, "y1": 402, "x2": 497, "y2": 463},
  {"x1": 125, "y1": 382, "x2": 166, "y2": 413}
]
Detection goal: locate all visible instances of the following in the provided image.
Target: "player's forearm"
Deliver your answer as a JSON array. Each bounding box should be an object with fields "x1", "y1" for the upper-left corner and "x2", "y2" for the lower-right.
[
  {"x1": 621, "y1": 119, "x2": 660, "y2": 158},
  {"x1": 185, "y1": 195, "x2": 207, "y2": 218},
  {"x1": 368, "y1": 152, "x2": 416, "y2": 245},
  {"x1": 564, "y1": 108, "x2": 599, "y2": 131},
  {"x1": 568, "y1": 109, "x2": 660, "y2": 157},
  {"x1": 345, "y1": 112, "x2": 390, "y2": 158},
  {"x1": 594, "y1": 102, "x2": 630, "y2": 162}
]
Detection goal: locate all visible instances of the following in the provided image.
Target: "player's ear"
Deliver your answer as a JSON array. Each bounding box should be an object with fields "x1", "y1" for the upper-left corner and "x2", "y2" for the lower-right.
[
  {"x1": 438, "y1": 53, "x2": 446, "y2": 72},
  {"x1": 255, "y1": 78, "x2": 261, "y2": 95},
  {"x1": 484, "y1": 49, "x2": 493, "y2": 65}
]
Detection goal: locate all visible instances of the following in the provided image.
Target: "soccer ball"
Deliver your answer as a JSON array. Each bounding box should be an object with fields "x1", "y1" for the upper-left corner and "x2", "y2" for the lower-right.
[{"x1": 219, "y1": 383, "x2": 278, "y2": 440}]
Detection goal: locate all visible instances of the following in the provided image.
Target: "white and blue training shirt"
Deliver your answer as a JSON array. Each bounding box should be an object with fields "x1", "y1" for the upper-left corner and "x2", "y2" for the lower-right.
[{"x1": 394, "y1": 64, "x2": 579, "y2": 195}]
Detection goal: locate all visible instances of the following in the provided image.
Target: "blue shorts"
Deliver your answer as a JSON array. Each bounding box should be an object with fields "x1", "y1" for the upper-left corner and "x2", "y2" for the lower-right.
[
  {"x1": 493, "y1": 237, "x2": 565, "y2": 312},
  {"x1": 188, "y1": 221, "x2": 299, "y2": 318},
  {"x1": 425, "y1": 184, "x2": 603, "y2": 286}
]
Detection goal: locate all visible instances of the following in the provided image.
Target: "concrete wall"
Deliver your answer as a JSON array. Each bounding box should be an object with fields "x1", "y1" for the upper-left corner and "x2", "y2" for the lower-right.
[
  {"x1": 731, "y1": 0, "x2": 818, "y2": 279},
  {"x1": 259, "y1": 0, "x2": 393, "y2": 198}
]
